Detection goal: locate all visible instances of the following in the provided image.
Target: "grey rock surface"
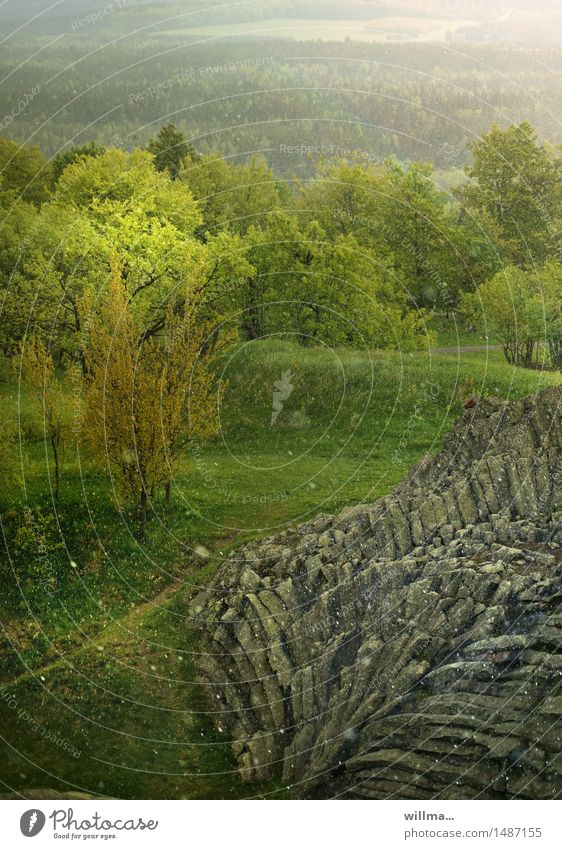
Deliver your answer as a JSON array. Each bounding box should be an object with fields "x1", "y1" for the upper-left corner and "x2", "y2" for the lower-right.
[{"x1": 192, "y1": 387, "x2": 562, "y2": 798}]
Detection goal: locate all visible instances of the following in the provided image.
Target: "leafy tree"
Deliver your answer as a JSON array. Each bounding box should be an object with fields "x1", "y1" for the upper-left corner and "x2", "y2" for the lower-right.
[
  {"x1": 0, "y1": 138, "x2": 50, "y2": 205},
  {"x1": 18, "y1": 337, "x2": 65, "y2": 501},
  {"x1": 477, "y1": 267, "x2": 540, "y2": 366},
  {"x1": 183, "y1": 153, "x2": 286, "y2": 236},
  {"x1": 8, "y1": 148, "x2": 254, "y2": 366},
  {"x1": 0, "y1": 183, "x2": 36, "y2": 353},
  {"x1": 148, "y1": 124, "x2": 196, "y2": 180},
  {"x1": 14, "y1": 149, "x2": 198, "y2": 359},
  {"x1": 10, "y1": 204, "x2": 109, "y2": 367},
  {"x1": 460, "y1": 122, "x2": 562, "y2": 265},
  {"x1": 539, "y1": 260, "x2": 562, "y2": 369},
  {"x1": 240, "y1": 211, "x2": 428, "y2": 348},
  {"x1": 466, "y1": 264, "x2": 560, "y2": 368},
  {"x1": 227, "y1": 156, "x2": 288, "y2": 235},
  {"x1": 447, "y1": 205, "x2": 504, "y2": 303},
  {"x1": 84, "y1": 275, "x2": 170, "y2": 538},
  {"x1": 83, "y1": 272, "x2": 225, "y2": 538},
  {"x1": 300, "y1": 156, "x2": 507, "y2": 311},
  {"x1": 50, "y1": 142, "x2": 105, "y2": 185},
  {"x1": 298, "y1": 158, "x2": 389, "y2": 250},
  {"x1": 55, "y1": 147, "x2": 197, "y2": 226},
  {"x1": 181, "y1": 153, "x2": 236, "y2": 235},
  {"x1": 0, "y1": 416, "x2": 19, "y2": 493},
  {"x1": 159, "y1": 306, "x2": 232, "y2": 501},
  {"x1": 286, "y1": 226, "x2": 426, "y2": 348},
  {"x1": 380, "y1": 159, "x2": 466, "y2": 309}
]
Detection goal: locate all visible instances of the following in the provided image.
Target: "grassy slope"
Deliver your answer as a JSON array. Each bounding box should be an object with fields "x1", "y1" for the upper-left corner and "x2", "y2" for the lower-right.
[{"x1": 0, "y1": 335, "x2": 560, "y2": 798}]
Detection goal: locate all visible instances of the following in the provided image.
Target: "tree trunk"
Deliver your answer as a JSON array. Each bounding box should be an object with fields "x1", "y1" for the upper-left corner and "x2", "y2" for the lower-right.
[
  {"x1": 51, "y1": 434, "x2": 60, "y2": 503},
  {"x1": 139, "y1": 488, "x2": 148, "y2": 540},
  {"x1": 165, "y1": 480, "x2": 171, "y2": 503},
  {"x1": 524, "y1": 340, "x2": 535, "y2": 368},
  {"x1": 242, "y1": 308, "x2": 263, "y2": 340},
  {"x1": 549, "y1": 334, "x2": 562, "y2": 369}
]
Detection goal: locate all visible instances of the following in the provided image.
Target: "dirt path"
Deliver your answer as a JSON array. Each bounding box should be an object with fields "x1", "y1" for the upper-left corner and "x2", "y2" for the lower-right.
[
  {"x1": 0, "y1": 576, "x2": 187, "y2": 691},
  {"x1": 431, "y1": 344, "x2": 501, "y2": 354}
]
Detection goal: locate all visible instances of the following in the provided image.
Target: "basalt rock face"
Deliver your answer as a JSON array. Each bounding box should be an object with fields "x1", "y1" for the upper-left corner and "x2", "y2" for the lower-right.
[{"x1": 192, "y1": 388, "x2": 562, "y2": 799}]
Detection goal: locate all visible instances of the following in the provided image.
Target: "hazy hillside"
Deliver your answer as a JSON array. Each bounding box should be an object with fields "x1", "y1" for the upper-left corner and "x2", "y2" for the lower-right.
[{"x1": 2, "y1": 0, "x2": 561, "y2": 44}]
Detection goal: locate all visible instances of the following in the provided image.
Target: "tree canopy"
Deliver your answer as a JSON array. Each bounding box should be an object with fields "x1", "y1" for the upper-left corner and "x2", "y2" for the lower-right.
[{"x1": 1, "y1": 120, "x2": 561, "y2": 532}]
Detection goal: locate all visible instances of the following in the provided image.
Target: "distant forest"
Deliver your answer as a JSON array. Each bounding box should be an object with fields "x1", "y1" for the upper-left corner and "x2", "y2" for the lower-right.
[{"x1": 0, "y1": 35, "x2": 560, "y2": 176}]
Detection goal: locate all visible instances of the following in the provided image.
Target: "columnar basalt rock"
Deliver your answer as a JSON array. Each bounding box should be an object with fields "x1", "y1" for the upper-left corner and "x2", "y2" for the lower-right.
[{"x1": 192, "y1": 388, "x2": 562, "y2": 798}]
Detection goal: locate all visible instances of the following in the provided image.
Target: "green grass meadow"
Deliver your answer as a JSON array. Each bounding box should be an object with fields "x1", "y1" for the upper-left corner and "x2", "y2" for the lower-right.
[{"x1": 0, "y1": 332, "x2": 560, "y2": 799}]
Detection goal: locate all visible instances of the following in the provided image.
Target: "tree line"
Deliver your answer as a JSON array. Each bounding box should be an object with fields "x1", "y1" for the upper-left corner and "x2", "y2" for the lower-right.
[
  {"x1": 1, "y1": 37, "x2": 561, "y2": 173},
  {"x1": 1, "y1": 119, "x2": 560, "y2": 535}
]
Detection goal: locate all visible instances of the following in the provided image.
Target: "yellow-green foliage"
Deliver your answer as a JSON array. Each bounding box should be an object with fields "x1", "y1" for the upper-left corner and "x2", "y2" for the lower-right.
[
  {"x1": 466, "y1": 261, "x2": 562, "y2": 368},
  {"x1": 17, "y1": 337, "x2": 65, "y2": 501},
  {"x1": 83, "y1": 270, "x2": 227, "y2": 537}
]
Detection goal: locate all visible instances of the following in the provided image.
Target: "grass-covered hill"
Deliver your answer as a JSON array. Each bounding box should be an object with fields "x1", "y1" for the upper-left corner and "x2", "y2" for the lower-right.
[{"x1": 0, "y1": 335, "x2": 559, "y2": 799}]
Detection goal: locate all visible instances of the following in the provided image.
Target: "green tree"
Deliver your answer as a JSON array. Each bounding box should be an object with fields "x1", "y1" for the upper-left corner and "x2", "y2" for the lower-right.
[
  {"x1": 460, "y1": 122, "x2": 561, "y2": 265},
  {"x1": 468, "y1": 265, "x2": 553, "y2": 367},
  {"x1": 379, "y1": 159, "x2": 460, "y2": 308},
  {"x1": 15, "y1": 149, "x2": 199, "y2": 360},
  {"x1": 83, "y1": 271, "x2": 225, "y2": 538},
  {"x1": 50, "y1": 142, "x2": 105, "y2": 185},
  {"x1": 240, "y1": 211, "x2": 428, "y2": 348},
  {"x1": 539, "y1": 260, "x2": 562, "y2": 369},
  {"x1": 148, "y1": 124, "x2": 196, "y2": 180},
  {"x1": 0, "y1": 138, "x2": 50, "y2": 205},
  {"x1": 12, "y1": 148, "x2": 252, "y2": 365},
  {"x1": 298, "y1": 157, "x2": 481, "y2": 311},
  {"x1": 298, "y1": 158, "x2": 389, "y2": 250},
  {"x1": 0, "y1": 182, "x2": 36, "y2": 353},
  {"x1": 13, "y1": 204, "x2": 108, "y2": 367},
  {"x1": 181, "y1": 153, "x2": 236, "y2": 235},
  {"x1": 183, "y1": 153, "x2": 286, "y2": 237},
  {"x1": 18, "y1": 337, "x2": 65, "y2": 502}
]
